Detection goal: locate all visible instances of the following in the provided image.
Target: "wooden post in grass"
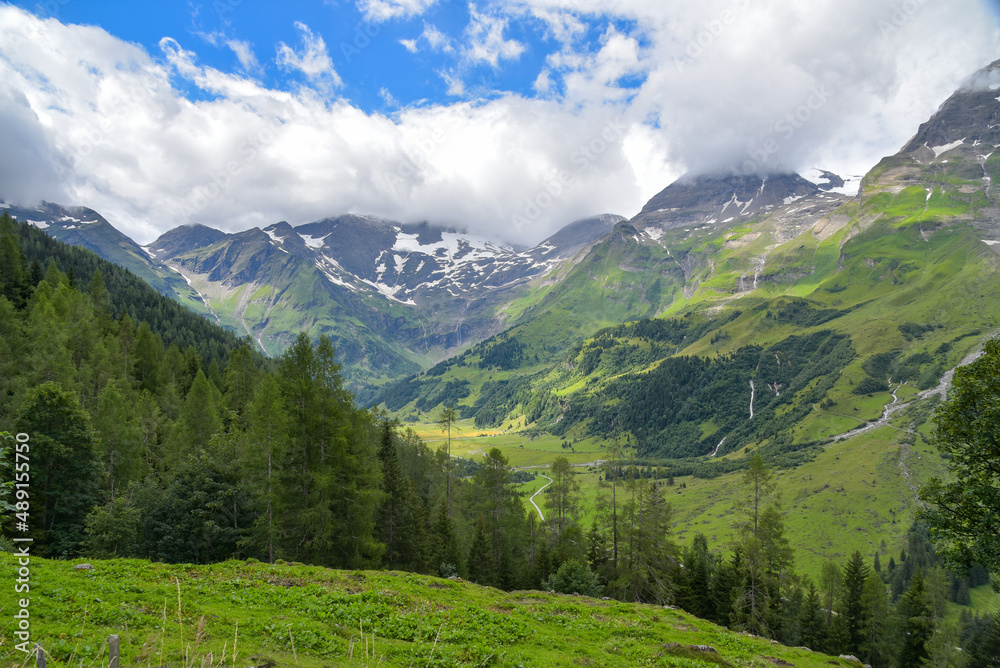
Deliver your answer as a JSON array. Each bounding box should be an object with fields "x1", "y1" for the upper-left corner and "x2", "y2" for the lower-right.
[
  {"x1": 108, "y1": 634, "x2": 120, "y2": 668},
  {"x1": 34, "y1": 644, "x2": 45, "y2": 668}
]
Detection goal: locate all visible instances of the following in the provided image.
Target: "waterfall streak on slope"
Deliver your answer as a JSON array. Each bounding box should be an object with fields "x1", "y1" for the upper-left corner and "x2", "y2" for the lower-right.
[
  {"x1": 709, "y1": 437, "x2": 727, "y2": 458},
  {"x1": 749, "y1": 380, "x2": 755, "y2": 419}
]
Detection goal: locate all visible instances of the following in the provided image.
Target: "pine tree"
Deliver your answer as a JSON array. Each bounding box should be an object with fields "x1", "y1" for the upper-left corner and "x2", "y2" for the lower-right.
[
  {"x1": 16, "y1": 382, "x2": 102, "y2": 557},
  {"x1": 166, "y1": 368, "x2": 222, "y2": 467},
  {"x1": 859, "y1": 570, "x2": 892, "y2": 667},
  {"x1": 223, "y1": 343, "x2": 260, "y2": 419},
  {"x1": 92, "y1": 379, "x2": 144, "y2": 502},
  {"x1": 897, "y1": 568, "x2": 934, "y2": 667},
  {"x1": 544, "y1": 456, "x2": 581, "y2": 549},
  {"x1": 431, "y1": 499, "x2": 462, "y2": 577},
  {"x1": 680, "y1": 533, "x2": 714, "y2": 620},
  {"x1": 731, "y1": 454, "x2": 788, "y2": 637},
  {"x1": 244, "y1": 374, "x2": 290, "y2": 563},
  {"x1": 439, "y1": 404, "x2": 458, "y2": 512},
  {"x1": 0, "y1": 212, "x2": 28, "y2": 307},
  {"x1": 799, "y1": 581, "x2": 827, "y2": 652},
  {"x1": 468, "y1": 517, "x2": 495, "y2": 586},
  {"x1": 841, "y1": 551, "x2": 870, "y2": 655},
  {"x1": 377, "y1": 419, "x2": 410, "y2": 570}
]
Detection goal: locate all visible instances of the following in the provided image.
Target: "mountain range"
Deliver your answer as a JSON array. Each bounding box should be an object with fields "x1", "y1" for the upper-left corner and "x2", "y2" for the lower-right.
[{"x1": 5, "y1": 59, "x2": 1000, "y2": 459}]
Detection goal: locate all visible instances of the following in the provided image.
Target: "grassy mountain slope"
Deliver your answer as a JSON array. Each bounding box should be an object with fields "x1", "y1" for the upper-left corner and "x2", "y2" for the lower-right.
[
  {"x1": 159, "y1": 227, "x2": 427, "y2": 386},
  {"x1": 383, "y1": 141, "x2": 1000, "y2": 455},
  {"x1": 0, "y1": 553, "x2": 858, "y2": 668}
]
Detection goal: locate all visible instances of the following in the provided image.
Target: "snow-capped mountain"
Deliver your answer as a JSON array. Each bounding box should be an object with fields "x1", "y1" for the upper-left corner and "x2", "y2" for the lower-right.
[{"x1": 147, "y1": 213, "x2": 621, "y2": 308}]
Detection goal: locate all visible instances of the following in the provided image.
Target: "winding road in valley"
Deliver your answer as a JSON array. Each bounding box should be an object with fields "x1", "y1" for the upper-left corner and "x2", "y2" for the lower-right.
[{"x1": 529, "y1": 474, "x2": 553, "y2": 521}]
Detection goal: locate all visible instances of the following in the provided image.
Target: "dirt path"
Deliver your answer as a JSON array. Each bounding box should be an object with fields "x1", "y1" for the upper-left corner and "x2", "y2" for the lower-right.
[{"x1": 897, "y1": 441, "x2": 924, "y2": 506}]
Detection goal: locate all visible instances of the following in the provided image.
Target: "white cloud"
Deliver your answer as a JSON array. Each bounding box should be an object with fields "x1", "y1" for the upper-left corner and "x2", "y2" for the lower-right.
[
  {"x1": 379, "y1": 87, "x2": 398, "y2": 106},
  {"x1": 357, "y1": 0, "x2": 438, "y2": 22},
  {"x1": 464, "y1": 4, "x2": 525, "y2": 68},
  {"x1": 226, "y1": 38, "x2": 261, "y2": 72},
  {"x1": 422, "y1": 23, "x2": 454, "y2": 53},
  {"x1": 399, "y1": 22, "x2": 455, "y2": 54},
  {"x1": 275, "y1": 22, "x2": 342, "y2": 88}
]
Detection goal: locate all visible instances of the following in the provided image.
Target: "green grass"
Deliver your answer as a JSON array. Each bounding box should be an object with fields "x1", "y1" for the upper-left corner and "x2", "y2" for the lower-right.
[{"x1": 0, "y1": 554, "x2": 860, "y2": 668}]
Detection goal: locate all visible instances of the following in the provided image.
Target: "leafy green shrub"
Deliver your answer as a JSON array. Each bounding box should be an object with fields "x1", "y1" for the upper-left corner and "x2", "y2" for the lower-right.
[
  {"x1": 853, "y1": 377, "x2": 889, "y2": 395},
  {"x1": 544, "y1": 559, "x2": 603, "y2": 597}
]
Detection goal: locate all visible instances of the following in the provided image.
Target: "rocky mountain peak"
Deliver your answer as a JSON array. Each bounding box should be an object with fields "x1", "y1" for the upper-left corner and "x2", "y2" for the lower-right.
[
  {"x1": 902, "y1": 58, "x2": 1000, "y2": 154},
  {"x1": 630, "y1": 172, "x2": 821, "y2": 231}
]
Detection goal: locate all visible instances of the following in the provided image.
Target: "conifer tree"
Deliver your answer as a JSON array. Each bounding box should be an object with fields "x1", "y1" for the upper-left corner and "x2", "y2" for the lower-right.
[
  {"x1": 431, "y1": 499, "x2": 462, "y2": 577},
  {"x1": 468, "y1": 517, "x2": 495, "y2": 586},
  {"x1": 92, "y1": 379, "x2": 144, "y2": 502},
  {"x1": 798, "y1": 581, "x2": 827, "y2": 652},
  {"x1": 680, "y1": 534, "x2": 714, "y2": 620},
  {"x1": 244, "y1": 374, "x2": 290, "y2": 562},
  {"x1": 223, "y1": 343, "x2": 260, "y2": 419},
  {"x1": 377, "y1": 419, "x2": 409, "y2": 570},
  {"x1": 166, "y1": 368, "x2": 222, "y2": 467},
  {"x1": 860, "y1": 570, "x2": 893, "y2": 667},
  {"x1": 841, "y1": 550, "x2": 870, "y2": 654},
  {"x1": 16, "y1": 382, "x2": 102, "y2": 557},
  {"x1": 731, "y1": 454, "x2": 788, "y2": 637},
  {"x1": 897, "y1": 568, "x2": 934, "y2": 667},
  {"x1": 544, "y1": 456, "x2": 581, "y2": 549}
]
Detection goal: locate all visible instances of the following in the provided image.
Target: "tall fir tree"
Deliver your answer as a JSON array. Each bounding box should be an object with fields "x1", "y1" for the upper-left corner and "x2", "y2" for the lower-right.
[
  {"x1": 896, "y1": 568, "x2": 934, "y2": 667},
  {"x1": 841, "y1": 550, "x2": 870, "y2": 655},
  {"x1": 16, "y1": 382, "x2": 102, "y2": 557}
]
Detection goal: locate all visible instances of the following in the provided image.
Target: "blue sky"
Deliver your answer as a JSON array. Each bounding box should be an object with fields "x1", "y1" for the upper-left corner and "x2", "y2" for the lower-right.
[
  {"x1": 1, "y1": 1, "x2": 999, "y2": 244},
  {"x1": 15, "y1": 0, "x2": 593, "y2": 110}
]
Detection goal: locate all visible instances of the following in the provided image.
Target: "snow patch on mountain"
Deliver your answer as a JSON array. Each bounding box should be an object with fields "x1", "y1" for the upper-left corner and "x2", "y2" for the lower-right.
[
  {"x1": 300, "y1": 233, "x2": 328, "y2": 249},
  {"x1": 931, "y1": 139, "x2": 965, "y2": 157}
]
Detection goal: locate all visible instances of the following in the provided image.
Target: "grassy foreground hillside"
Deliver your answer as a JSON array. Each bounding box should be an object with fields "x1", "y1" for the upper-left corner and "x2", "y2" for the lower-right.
[{"x1": 0, "y1": 554, "x2": 859, "y2": 668}]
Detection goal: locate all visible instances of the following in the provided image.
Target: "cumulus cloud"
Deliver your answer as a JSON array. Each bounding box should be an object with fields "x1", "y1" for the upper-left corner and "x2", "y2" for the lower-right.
[
  {"x1": 357, "y1": 0, "x2": 439, "y2": 22},
  {"x1": 0, "y1": 1, "x2": 998, "y2": 248},
  {"x1": 399, "y1": 22, "x2": 455, "y2": 54},
  {"x1": 464, "y1": 5, "x2": 526, "y2": 68},
  {"x1": 276, "y1": 22, "x2": 342, "y2": 89},
  {"x1": 226, "y1": 38, "x2": 261, "y2": 72}
]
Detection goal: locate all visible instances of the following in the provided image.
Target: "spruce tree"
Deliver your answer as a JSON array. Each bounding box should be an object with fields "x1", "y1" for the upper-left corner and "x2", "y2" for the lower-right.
[
  {"x1": 431, "y1": 499, "x2": 462, "y2": 577},
  {"x1": 16, "y1": 382, "x2": 102, "y2": 557},
  {"x1": 798, "y1": 581, "x2": 827, "y2": 652},
  {"x1": 377, "y1": 419, "x2": 409, "y2": 570},
  {"x1": 244, "y1": 374, "x2": 290, "y2": 563},
  {"x1": 841, "y1": 551, "x2": 870, "y2": 655},
  {"x1": 860, "y1": 570, "x2": 893, "y2": 666},
  {"x1": 897, "y1": 568, "x2": 934, "y2": 667},
  {"x1": 468, "y1": 517, "x2": 495, "y2": 586}
]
